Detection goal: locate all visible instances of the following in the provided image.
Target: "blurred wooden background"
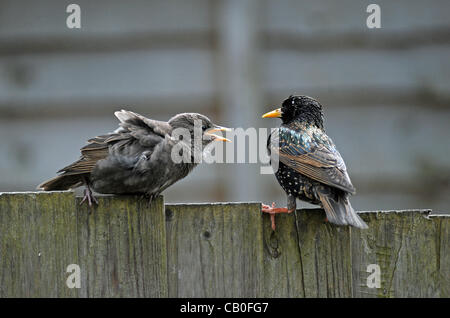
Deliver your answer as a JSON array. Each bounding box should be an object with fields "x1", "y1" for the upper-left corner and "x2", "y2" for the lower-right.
[{"x1": 0, "y1": 0, "x2": 449, "y2": 213}]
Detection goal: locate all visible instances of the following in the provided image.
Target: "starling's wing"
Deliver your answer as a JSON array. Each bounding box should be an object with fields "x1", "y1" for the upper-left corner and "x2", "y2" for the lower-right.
[
  {"x1": 115, "y1": 110, "x2": 172, "y2": 139},
  {"x1": 53, "y1": 134, "x2": 125, "y2": 176},
  {"x1": 38, "y1": 110, "x2": 171, "y2": 190},
  {"x1": 58, "y1": 110, "x2": 171, "y2": 176},
  {"x1": 37, "y1": 134, "x2": 113, "y2": 190},
  {"x1": 270, "y1": 126, "x2": 356, "y2": 194}
]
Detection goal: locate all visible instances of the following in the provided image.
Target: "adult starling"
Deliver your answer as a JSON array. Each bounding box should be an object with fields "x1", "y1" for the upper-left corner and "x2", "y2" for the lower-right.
[
  {"x1": 38, "y1": 110, "x2": 230, "y2": 205},
  {"x1": 261, "y1": 95, "x2": 367, "y2": 230}
]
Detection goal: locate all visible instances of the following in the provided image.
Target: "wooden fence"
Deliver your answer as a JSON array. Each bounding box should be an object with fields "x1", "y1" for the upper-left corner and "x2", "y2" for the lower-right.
[{"x1": 0, "y1": 191, "x2": 448, "y2": 297}]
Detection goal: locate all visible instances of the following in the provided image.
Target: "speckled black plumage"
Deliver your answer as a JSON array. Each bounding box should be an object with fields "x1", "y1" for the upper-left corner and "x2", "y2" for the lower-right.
[
  {"x1": 266, "y1": 95, "x2": 368, "y2": 229},
  {"x1": 38, "y1": 110, "x2": 228, "y2": 204}
]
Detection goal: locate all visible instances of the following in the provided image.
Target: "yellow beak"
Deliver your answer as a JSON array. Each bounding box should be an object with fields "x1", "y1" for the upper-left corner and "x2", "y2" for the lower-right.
[
  {"x1": 205, "y1": 126, "x2": 232, "y2": 142},
  {"x1": 262, "y1": 108, "x2": 282, "y2": 118}
]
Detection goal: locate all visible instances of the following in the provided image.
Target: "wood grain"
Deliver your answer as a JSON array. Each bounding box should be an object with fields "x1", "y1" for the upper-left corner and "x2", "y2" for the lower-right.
[
  {"x1": 165, "y1": 203, "x2": 264, "y2": 297},
  {"x1": 0, "y1": 192, "x2": 79, "y2": 297},
  {"x1": 76, "y1": 195, "x2": 167, "y2": 297},
  {"x1": 0, "y1": 192, "x2": 447, "y2": 297},
  {"x1": 0, "y1": 192, "x2": 167, "y2": 297},
  {"x1": 351, "y1": 210, "x2": 448, "y2": 297}
]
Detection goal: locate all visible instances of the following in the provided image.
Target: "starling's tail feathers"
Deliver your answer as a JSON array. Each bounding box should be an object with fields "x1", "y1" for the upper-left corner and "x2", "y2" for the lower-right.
[
  {"x1": 316, "y1": 186, "x2": 368, "y2": 229},
  {"x1": 37, "y1": 175, "x2": 83, "y2": 191}
]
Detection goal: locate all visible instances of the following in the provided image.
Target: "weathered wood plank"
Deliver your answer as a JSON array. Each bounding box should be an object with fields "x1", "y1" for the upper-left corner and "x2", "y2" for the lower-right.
[
  {"x1": 262, "y1": 208, "x2": 449, "y2": 298},
  {"x1": 0, "y1": 192, "x2": 447, "y2": 297},
  {"x1": 0, "y1": 191, "x2": 79, "y2": 297},
  {"x1": 434, "y1": 214, "x2": 450, "y2": 296},
  {"x1": 0, "y1": 192, "x2": 167, "y2": 297},
  {"x1": 165, "y1": 203, "x2": 264, "y2": 297},
  {"x1": 262, "y1": 211, "x2": 305, "y2": 297},
  {"x1": 76, "y1": 195, "x2": 167, "y2": 297},
  {"x1": 295, "y1": 209, "x2": 353, "y2": 297},
  {"x1": 351, "y1": 210, "x2": 448, "y2": 297}
]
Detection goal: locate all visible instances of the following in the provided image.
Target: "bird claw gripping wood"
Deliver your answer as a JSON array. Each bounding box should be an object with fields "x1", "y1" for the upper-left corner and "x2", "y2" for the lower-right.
[
  {"x1": 139, "y1": 193, "x2": 155, "y2": 208},
  {"x1": 262, "y1": 202, "x2": 278, "y2": 231},
  {"x1": 261, "y1": 202, "x2": 294, "y2": 231},
  {"x1": 80, "y1": 187, "x2": 98, "y2": 209},
  {"x1": 146, "y1": 194, "x2": 155, "y2": 208}
]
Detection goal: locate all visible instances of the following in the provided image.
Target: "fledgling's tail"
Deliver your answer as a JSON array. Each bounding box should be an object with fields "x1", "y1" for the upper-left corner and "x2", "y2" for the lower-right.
[
  {"x1": 37, "y1": 174, "x2": 83, "y2": 191},
  {"x1": 316, "y1": 186, "x2": 368, "y2": 229}
]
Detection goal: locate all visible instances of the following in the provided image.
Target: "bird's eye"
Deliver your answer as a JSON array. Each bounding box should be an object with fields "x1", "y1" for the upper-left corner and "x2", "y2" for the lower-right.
[{"x1": 202, "y1": 124, "x2": 207, "y2": 131}]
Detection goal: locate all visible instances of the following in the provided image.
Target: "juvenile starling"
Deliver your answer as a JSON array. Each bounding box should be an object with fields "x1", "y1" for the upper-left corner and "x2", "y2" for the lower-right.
[
  {"x1": 261, "y1": 95, "x2": 368, "y2": 230},
  {"x1": 38, "y1": 110, "x2": 230, "y2": 205}
]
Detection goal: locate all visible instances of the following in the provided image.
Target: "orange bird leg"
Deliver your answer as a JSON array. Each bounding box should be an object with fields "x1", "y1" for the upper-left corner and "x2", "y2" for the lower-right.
[{"x1": 261, "y1": 202, "x2": 295, "y2": 231}]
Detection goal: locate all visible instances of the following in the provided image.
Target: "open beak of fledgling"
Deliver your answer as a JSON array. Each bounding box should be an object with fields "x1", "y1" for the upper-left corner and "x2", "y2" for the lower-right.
[
  {"x1": 205, "y1": 125, "x2": 232, "y2": 142},
  {"x1": 262, "y1": 108, "x2": 282, "y2": 118}
]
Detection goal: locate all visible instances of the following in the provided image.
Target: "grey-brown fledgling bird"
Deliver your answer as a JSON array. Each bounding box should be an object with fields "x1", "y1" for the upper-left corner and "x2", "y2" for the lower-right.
[
  {"x1": 261, "y1": 95, "x2": 368, "y2": 230},
  {"x1": 38, "y1": 110, "x2": 230, "y2": 205}
]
